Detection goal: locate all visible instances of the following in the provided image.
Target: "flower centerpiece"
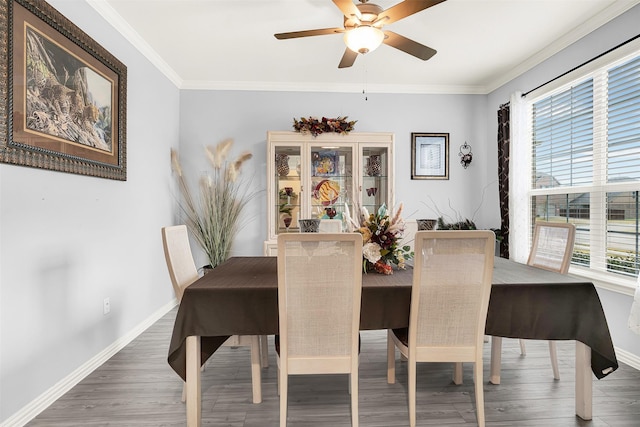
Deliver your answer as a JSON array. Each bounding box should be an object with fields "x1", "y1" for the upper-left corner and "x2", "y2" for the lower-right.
[
  {"x1": 345, "y1": 203, "x2": 413, "y2": 274},
  {"x1": 171, "y1": 139, "x2": 256, "y2": 269},
  {"x1": 293, "y1": 116, "x2": 357, "y2": 137}
]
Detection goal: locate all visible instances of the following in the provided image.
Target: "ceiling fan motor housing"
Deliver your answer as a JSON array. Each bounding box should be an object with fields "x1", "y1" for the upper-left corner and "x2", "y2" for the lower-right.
[{"x1": 344, "y1": 3, "x2": 383, "y2": 28}]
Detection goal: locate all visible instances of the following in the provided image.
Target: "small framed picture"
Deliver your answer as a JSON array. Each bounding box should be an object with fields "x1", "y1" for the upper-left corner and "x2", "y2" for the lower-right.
[
  {"x1": 311, "y1": 150, "x2": 338, "y2": 177},
  {"x1": 411, "y1": 133, "x2": 449, "y2": 180}
]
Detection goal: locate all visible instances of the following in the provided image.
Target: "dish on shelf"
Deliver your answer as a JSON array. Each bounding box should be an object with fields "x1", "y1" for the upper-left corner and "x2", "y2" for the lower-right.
[{"x1": 313, "y1": 179, "x2": 340, "y2": 206}]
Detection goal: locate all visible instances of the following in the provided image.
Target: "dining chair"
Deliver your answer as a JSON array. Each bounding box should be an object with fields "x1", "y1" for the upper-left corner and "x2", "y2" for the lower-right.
[
  {"x1": 161, "y1": 225, "x2": 262, "y2": 403},
  {"x1": 520, "y1": 221, "x2": 576, "y2": 379},
  {"x1": 276, "y1": 232, "x2": 363, "y2": 427},
  {"x1": 387, "y1": 230, "x2": 495, "y2": 427}
]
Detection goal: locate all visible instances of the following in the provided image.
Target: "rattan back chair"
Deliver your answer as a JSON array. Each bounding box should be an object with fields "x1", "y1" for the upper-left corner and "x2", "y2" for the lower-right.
[{"x1": 387, "y1": 230, "x2": 495, "y2": 427}]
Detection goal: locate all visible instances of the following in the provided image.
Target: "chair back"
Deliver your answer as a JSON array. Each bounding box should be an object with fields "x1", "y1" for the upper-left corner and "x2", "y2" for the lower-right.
[
  {"x1": 161, "y1": 225, "x2": 199, "y2": 302},
  {"x1": 277, "y1": 232, "x2": 362, "y2": 374},
  {"x1": 410, "y1": 230, "x2": 495, "y2": 361},
  {"x1": 527, "y1": 222, "x2": 576, "y2": 274}
]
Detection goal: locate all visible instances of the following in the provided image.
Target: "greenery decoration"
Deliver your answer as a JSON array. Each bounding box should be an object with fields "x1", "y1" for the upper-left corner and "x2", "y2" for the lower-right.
[
  {"x1": 171, "y1": 139, "x2": 256, "y2": 268},
  {"x1": 293, "y1": 116, "x2": 357, "y2": 137}
]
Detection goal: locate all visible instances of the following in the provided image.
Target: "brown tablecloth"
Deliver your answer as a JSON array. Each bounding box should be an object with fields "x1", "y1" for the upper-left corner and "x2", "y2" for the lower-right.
[{"x1": 168, "y1": 256, "x2": 618, "y2": 381}]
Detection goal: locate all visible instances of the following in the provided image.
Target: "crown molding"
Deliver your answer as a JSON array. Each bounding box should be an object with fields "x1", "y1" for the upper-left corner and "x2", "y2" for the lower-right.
[
  {"x1": 179, "y1": 80, "x2": 487, "y2": 95},
  {"x1": 86, "y1": 0, "x2": 183, "y2": 88},
  {"x1": 485, "y1": 0, "x2": 640, "y2": 93}
]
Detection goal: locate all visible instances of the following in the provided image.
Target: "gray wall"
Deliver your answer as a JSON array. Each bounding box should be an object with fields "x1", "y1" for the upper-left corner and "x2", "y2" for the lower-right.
[
  {"x1": 0, "y1": 0, "x2": 180, "y2": 422},
  {"x1": 179, "y1": 91, "x2": 490, "y2": 267}
]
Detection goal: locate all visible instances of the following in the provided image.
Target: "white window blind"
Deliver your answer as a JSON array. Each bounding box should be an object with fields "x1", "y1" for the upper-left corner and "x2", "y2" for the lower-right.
[{"x1": 529, "y1": 54, "x2": 640, "y2": 279}]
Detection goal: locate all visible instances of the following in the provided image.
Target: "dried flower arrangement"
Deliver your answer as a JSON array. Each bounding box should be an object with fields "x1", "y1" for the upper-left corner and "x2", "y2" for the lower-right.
[
  {"x1": 292, "y1": 116, "x2": 357, "y2": 137},
  {"x1": 344, "y1": 203, "x2": 413, "y2": 275},
  {"x1": 171, "y1": 139, "x2": 256, "y2": 268}
]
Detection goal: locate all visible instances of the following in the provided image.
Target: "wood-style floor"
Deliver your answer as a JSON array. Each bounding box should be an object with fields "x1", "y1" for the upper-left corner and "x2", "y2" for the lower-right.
[{"x1": 27, "y1": 307, "x2": 640, "y2": 426}]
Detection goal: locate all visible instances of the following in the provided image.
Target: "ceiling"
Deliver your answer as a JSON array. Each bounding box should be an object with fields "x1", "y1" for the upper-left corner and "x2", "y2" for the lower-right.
[{"x1": 88, "y1": 0, "x2": 640, "y2": 94}]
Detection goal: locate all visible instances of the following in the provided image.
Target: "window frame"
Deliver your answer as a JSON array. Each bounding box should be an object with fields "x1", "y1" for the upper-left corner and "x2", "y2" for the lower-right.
[{"x1": 523, "y1": 39, "x2": 640, "y2": 293}]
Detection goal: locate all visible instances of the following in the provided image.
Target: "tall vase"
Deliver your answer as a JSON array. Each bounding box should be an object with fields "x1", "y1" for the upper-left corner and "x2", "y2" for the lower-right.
[
  {"x1": 276, "y1": 154, "x2": 290, "y2": 177},
  {"x1": 367, "y1": 155, "x2": 382, "y2": 176}
]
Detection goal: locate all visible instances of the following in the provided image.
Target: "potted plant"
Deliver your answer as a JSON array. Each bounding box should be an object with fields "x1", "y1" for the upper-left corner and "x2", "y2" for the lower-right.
[{"x1": 171, "y1": 139, "x2": 256, "y2": 269}]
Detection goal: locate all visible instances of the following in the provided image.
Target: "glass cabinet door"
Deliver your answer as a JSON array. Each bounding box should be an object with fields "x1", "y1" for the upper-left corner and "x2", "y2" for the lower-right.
[
  {"x1": 273, "y1": 145, "x2": 302, "y2": 234},
  {"x1": 361, "y1": 146, "x2": 390, "y2": 213},
  {"x1": 308, "y1": 144, "x2": 355, "y2": 230}
]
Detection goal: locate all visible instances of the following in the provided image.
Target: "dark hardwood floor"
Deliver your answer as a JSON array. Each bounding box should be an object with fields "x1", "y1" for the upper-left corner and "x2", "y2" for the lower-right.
[{"x1": 27, "y1": 308, "x2": 640, "y2": 426}]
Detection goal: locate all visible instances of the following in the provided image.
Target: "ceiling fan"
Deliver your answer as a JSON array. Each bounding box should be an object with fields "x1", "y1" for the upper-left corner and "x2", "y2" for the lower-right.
[{"x1": 274, "y1": 0, "x2": 446, "y2": 68}]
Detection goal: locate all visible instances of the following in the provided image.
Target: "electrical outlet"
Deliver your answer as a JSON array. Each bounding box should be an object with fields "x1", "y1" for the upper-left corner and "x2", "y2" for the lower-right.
[{"x1": 103, "y1": 297, "x2": 111, "y2": 315}]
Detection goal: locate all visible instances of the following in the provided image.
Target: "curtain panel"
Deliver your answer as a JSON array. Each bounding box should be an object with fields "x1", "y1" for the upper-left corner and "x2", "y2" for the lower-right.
[{"x1": 497, "y1": 103, "x2": 510, "y2": 258}]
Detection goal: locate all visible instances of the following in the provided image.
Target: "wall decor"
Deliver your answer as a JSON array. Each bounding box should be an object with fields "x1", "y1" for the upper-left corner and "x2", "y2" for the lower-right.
[
  {"x1": 411, "y1": 132, "x2": 449, "y2": 180},
  {"x1": 0, "y1": 0, "x2": 127, "y2": 180},
  {"x1": 459, "y1": 141, "x2": 473, "y2": 168},
  {"x1": 292, "y1": 116, "x2": 356, "y2": 137}
]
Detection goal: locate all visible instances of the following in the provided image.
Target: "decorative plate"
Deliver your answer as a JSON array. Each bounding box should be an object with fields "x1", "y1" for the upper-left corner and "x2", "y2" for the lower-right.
[{"x1": 314, "y1": 179, "x2": 340, "y2": 206}]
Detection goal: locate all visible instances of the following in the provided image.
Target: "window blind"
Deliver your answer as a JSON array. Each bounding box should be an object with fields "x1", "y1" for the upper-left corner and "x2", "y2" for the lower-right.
[
  {"x1": 606, "y1": 55, "x2": 640, "y2": 276},
  {"x1": 528, "y1": 54, "x2": 640, "y2": 279}
]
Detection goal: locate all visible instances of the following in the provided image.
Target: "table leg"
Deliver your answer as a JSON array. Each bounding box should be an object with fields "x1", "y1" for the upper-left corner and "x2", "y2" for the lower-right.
[
  {"x1": 186, "y1": 335, "x2": 202, "y2": 427},
  {"x1": 575, "y1": 341, "x2": 592, "y2": 420},
  {"x1": 490, "y1": 336, "x2": 502, "y2": 385}
]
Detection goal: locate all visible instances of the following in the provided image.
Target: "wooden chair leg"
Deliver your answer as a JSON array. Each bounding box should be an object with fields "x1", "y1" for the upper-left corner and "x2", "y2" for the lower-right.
[
  {"x1": 279, "y1": 370, "x2": 287, "y2": 427},
  {"x1": 453, "y1": 362, "x2": 463, "y2": 385},
  {"x1": 474, "y1": 362, "x2": 485, "y2": 427},
  {"x1": 351, "y1": 372, "x2": 359, "y2": 427},
  {"x1": 519, "y1": 339, "x2": 527, "y2": 355},
  {"x1": 250, "y1": 335, "x2": 262, "y2": 403},
  {"x1": 408, "y1": 356, "x2": 416, "y2": 427},
  {"x1": 276, "y1": 357, "x2": 280, "y2": 396},
  {"x1": 387, "y1": 330, "x2": 396, "y2": 384}
]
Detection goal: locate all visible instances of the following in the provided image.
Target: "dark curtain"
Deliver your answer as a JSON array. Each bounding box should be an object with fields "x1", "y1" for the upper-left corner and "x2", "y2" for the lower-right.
[{"x1": 497, "y1": 103, "x2": 510, "y2": 258}]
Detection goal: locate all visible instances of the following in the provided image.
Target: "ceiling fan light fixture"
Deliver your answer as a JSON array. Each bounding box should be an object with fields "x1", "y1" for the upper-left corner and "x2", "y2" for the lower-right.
[{"x1": 344, "y1": 25, "x2": 384, "y2": 54}]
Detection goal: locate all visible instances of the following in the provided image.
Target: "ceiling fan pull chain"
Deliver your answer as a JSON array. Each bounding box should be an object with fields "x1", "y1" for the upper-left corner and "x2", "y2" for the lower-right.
[{"x1": 363, "y1": 63, "x2": 368, "y2": 101}]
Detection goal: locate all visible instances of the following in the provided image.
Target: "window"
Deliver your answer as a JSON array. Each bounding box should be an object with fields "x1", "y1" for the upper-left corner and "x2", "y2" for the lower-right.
[{"x1": 529, "y1": 54, "x2": 640, "y2": 279}]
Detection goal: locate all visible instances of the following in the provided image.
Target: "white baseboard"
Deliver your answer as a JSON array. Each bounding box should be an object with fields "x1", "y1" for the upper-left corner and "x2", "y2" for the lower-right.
[
  {"x1": 615, "y1": 346, "x2": 640, "y2": 371},
  {"x1": 0, "y1": 300, "x2": 178, "y2": 427}
]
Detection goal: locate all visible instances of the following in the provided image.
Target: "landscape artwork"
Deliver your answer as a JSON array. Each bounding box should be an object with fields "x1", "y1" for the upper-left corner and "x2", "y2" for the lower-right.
[
  {"x1": 26, "y1": 25, "x2": 113, "y2": 153},
  {"x1": 0, "y1": 0, "x2": 127, "y2": 180}
]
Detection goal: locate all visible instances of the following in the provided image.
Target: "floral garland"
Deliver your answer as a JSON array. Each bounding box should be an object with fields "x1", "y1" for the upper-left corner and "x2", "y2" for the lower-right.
[
  {"x1": 344, "y1": 203, "x2": 413, "y2": 275},
  {"x1": 292, "y1": 116, "x2": 357, "y2": 137}
]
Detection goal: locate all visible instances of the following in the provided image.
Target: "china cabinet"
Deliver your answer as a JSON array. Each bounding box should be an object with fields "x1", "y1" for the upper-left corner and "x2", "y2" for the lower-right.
[{"x1": 264, "y1": 131, "x2": 394, "y2": 255}]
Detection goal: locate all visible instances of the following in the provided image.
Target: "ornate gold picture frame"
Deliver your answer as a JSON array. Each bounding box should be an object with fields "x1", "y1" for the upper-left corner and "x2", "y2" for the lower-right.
[{"x1": 1, "y1": 0, "x2": 127, "y2": 180}]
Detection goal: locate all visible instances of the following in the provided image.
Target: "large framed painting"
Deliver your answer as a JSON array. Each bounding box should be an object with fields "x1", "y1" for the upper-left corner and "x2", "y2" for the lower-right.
[
  {"x1": 411, "y1": 132, "x2": 449, "y2": 180},
  {"x1": 0, "y1": 0, "x2": 127, "y2": 180}
]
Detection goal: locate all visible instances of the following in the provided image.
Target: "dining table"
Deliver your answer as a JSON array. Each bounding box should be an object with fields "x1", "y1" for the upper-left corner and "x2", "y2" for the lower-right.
[{"x1": 168, "y1": 256, "x2": 618, "y2": 427}]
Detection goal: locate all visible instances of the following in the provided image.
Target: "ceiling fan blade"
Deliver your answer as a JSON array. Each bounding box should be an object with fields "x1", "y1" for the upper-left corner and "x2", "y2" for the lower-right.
[
  {"x1": 332, "y1": 0, "x2": 362, "y2": 20},
  {"x1": 383, "y1": 31, "x2": 437, "y2": 61},
  {"x1": 338, "y1": 48, "x2": 358, "y2": 68},
  {"x1": 378, "y1": 0, "x2": 446, "y2": 25},
  {"x1": 274, "y1": 28, "x2": 344, "y2": 40}
]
